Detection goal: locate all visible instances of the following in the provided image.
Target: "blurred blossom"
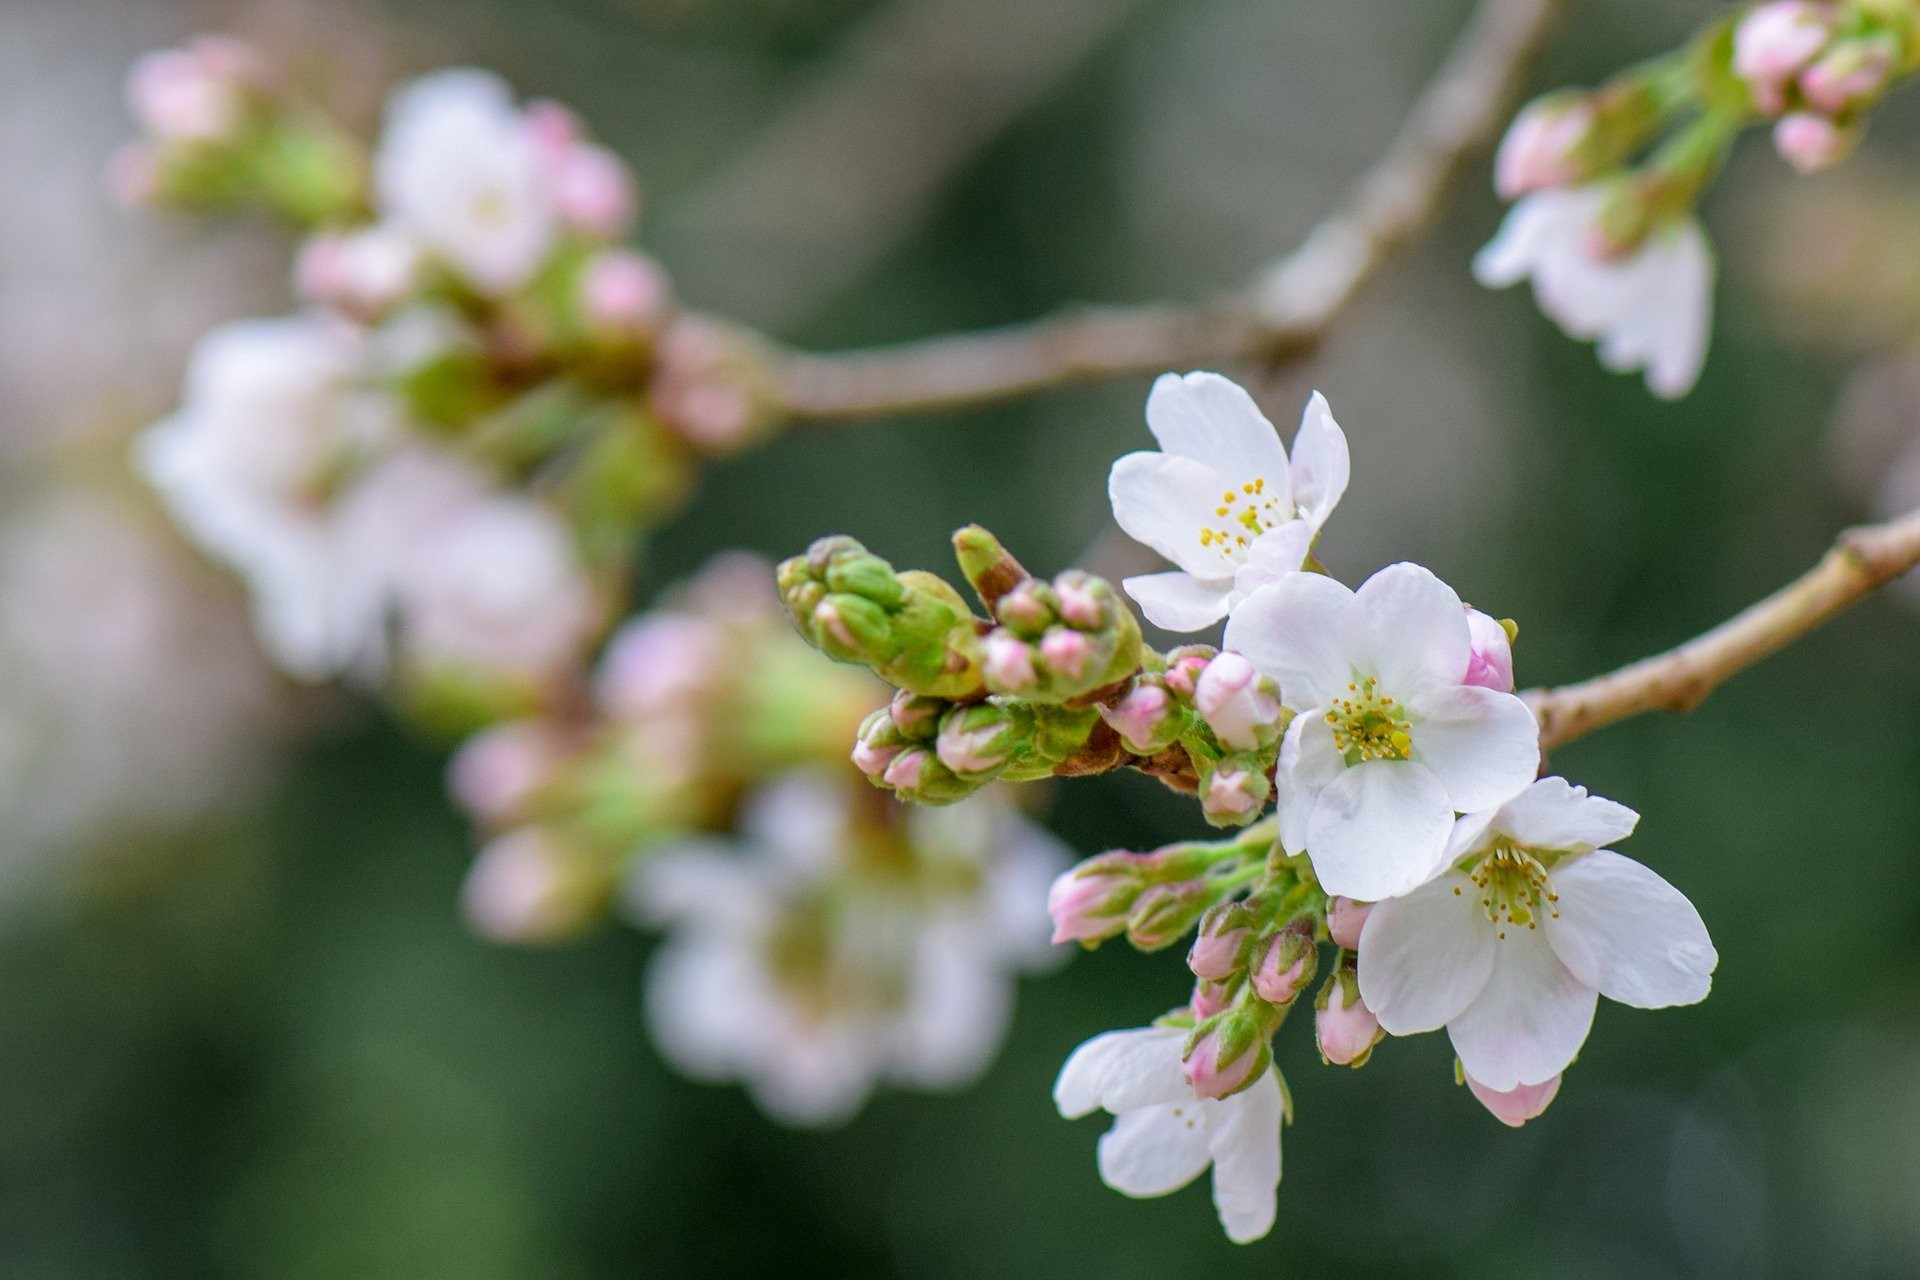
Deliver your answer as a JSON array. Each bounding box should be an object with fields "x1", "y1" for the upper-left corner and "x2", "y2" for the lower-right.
[{"x1": 629, "y1": 770, "x2": 1068, "y2": 1126}]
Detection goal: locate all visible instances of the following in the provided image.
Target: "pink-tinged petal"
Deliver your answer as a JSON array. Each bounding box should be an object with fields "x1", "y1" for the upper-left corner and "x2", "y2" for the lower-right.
[
  {"x1": 1543, "y1": 850, "x2": 1716, "y2": 1008},
  {"x1": 1223, "y1": 572, "x2": 1356, "y2": 710},
  {"x1": 1109, "y1": 451, "x2": 1237, "y2": 578},
  {"x1": 1345, "y1": 563, "x2": 1473, "y2": 696},
  {"x1": 1207, "y1": 1070, "x2": 1284, "y2": 1244},
  {"x1": 1098, "y1": 1102, "x2": 1216, "y2": 1198},
  {"x1": 1303, "y1": 760, "x2": 1454, "y2": 901},
  {"x1": 1054, "y1": 1026, "x2": 1191, "y2": 1118},
  {"x1": 1467, "y1": 1072, "x2": 1561, "y2": 1127},
  {"x1": 1446, "y1": 927, "x2": 1597, "y2": 1091},
  {"x1": 1122, "y1": 571, "x2": 1233, "y2": 633},
  {"x1": 1357, "y1": 871, "x2": 1497, "y2": 1035},
  {"x1": 1287, "y1": 391, "x2": 1350, "y2": 531},
  {"x1": 1404, "y1": 684, "x2": 1541, "y2": 813},
  {"x1": 1496, "y1": 776, "x2": 1638, "y2": 852},
  {"x1": 1144, "y1": 371, "x2": 1291, "y2": 487}
]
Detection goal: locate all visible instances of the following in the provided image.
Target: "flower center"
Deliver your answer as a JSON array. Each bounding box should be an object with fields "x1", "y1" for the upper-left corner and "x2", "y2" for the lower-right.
[
  {"x1": 1324, "y1": 677, "x2": 1412, "y2": 763},
  {"x1": 1197, "y1": 478, "x2": 1286, "y2": 562},
  {"x1": 1459, "y1": 844, "x2": 1559, "y2": 939}
]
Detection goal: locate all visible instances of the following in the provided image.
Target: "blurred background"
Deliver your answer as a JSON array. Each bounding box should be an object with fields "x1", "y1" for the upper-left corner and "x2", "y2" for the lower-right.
[{"x1": 5, "y1": 0, "x2": 1920, "y2": 1275}]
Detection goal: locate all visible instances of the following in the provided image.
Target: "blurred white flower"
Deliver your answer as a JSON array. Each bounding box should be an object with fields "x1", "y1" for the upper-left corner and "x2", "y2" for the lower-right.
[
  {"x1": 295, "y1": 225, "x2": 424, "y2": 320},
  {"x1": 374, "y1": 69, "x2": 557, "y2": 295},
  {"x1": 1226, "y1": 562, "x2": 1540, "y2": 901},
  {"x1": 135, "y1": 314, "x2": 400, "y2": 678},
  {"x1": 1358, "y1": 777, "x2": 1716, "y2": 1094},
  {"x1": 1109, "y1": 373, "x2": 1348, "y2": 631},
  {"x1": 1054, "y1": 1023, "x2": 1283, "y2": 1244},
  {"x1": 631, "y1": 771, "x2": 1068, "y2": 1126},
  {"x1": 1475, "y1": 187, "x2": 1714, "y2": 400}
]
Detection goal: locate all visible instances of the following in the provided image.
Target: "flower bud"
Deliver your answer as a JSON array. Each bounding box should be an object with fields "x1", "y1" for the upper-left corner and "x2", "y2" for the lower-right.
[
  {"x1": 994, "y1": 580, "x2": 1056, "y2": 637},
  {"x1": 1183, "y1": 1011, "x2": 1272, "y2": 1100},
  {"x1": 1316, "y1": 970, "x2": 1383, "y2": 1067},
  {"x1": 1250, "y1": 923, "x2": 1318, "y2": 1005},
  {"x1": 983, "y1": 632, "x2": 1038, "y2": 693},
  {"x1": 1774, "y1": 111, "x2": 1856, "y2": 173},
  {"x1": 554, "y1": 143, "x2": 637, "y2": 239},
  {"x1": 1463, "y1": 608, "x2": 1516, "y2": 692},
  {"x1": 461, "y1": 828, "x2": 607, "y2": 944},
  {"x1": 1055, "y1": 578, "x2": 1104, "y2": 628},
  {"x1": 127, "y1": 38, "x2": 258, "y2": 144},
  {"x1": 1100, "y1": 677, "x2": 1183, "y2": 754},
  {"x1": 778, "y1": 537, "x2": 984, "y2": 699},
  {"x1": 936, "y1": 701, "x2": 1025, "y2": 777},
  {"x1": 1495, "y1": 94, "x2": 1595, "y2": 198},
  {"x1": 1325, "y1": 896, "x2": 1374, "y2": 951},
  {"x1": 1187, "y1": 903, "x2": 1254, "y2": 981},
  {"x1": 1162, "y1": 647, "x2": 1213, "y2": 698},
  {"x1": 448, "y1": 721, "x2": 566, "y2": 824},
  {"x1": 1191, "y1": 976, "x2": 1235, "y2": 1019},
  {"x1": 1038, "y1": 627, "x2": 1093, "y2": 680},
  {"x1": 1799, "y1": 38, "x2": 1896, "y2": 115},
  {"x1": 1194, "y1": 651, "x2": 1283, "y2": 750},
  {"x1": 1047, "y1": 852, "x2": 1146, "y2": 945},
  {"x1": 1127, "y1": 881, "x2": 1217, "y2": 951},
  {"x1": 580, "y1": 250, "x2": 671, "y2": 336},
  {"x1": 1202, "y1": 762, "x2": 1270, "y2": 827},
  {"x1": 1466, "y1": 1071, "x2": 1562, "y2": 1127},
  {"x1": 1733, "y1": 2, "x2": 1833, "y2": 114},
  {"x1": 852, "y1": 707, "x2": 906, "y2": 780}
]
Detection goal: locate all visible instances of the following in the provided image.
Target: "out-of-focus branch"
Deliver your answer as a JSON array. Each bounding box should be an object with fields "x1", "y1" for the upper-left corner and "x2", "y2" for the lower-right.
[
  {"x1": 768, "y1": 0, "x2": 1566, "y2": 423},
  {"x1": 1526, "y1": 507, "x2": 1920, "y2": 751}
]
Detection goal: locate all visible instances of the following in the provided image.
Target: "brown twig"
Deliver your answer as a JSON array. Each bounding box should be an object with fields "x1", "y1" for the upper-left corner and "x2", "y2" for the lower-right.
[
  {"x1": 1525, "y1": 507, "x2": 1920, "y2": 751},
  {"x1": 767, "y1": 0, "x2": 1566, "y2": 422}
]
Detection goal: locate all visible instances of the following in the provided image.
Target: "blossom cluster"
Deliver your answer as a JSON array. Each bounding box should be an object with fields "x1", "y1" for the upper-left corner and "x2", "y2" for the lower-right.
[
  {"x1": 1479, "y1": 0, "x2": 1918, "y2": 399},
  {"x1": 783, "y1": 372, "x2": 1718, "y2": 1241}
]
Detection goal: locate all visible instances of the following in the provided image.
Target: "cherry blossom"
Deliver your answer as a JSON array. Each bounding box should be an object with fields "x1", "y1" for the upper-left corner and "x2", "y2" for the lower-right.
[
  {"x1": 1357, "y1": 777, "x2": 1716, "y2": 1094},
  {"x1": 1109, "y1": 373, "x2": 1348, "y2": 631}
]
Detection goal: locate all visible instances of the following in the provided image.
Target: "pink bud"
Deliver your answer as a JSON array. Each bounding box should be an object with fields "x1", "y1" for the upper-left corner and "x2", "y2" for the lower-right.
[
  {"x1": 983, "y1": 632, "x2": 1038, "y2": 692},
  {"x1": 522, "y1": 100, "x2": 583, "y2": 161},
  {"x1": 1250, "y1": 932, "x2": 1314, "y2": 1005},
  {"x1": 1046, "y1": 858, "x2": 1139, "y2": 945},
  {"x1": 1202, "y1": 765, "x2": 1266, "y2": 824},
  {"x1": 596, "y1": 613, "x2": 720, "y2": 719},
  {"x1": 1733, "y1": 2, "x2": 1833, "y2": 112},
  {"x1": 448, "y1": 722, "x2": 564, "y2": 823},
  {"x1": 1191, "y1": 977, "x2": 1234, "y2": 1019},
  {"x1": 1183, "y1": 1024, "x2": 1265, "y2": 1100},
  {"x1": 580, "y1": 250, "x2": 671, "y2": 335},
  {"x1": 1326, "y1": 895, "x2": 1374, "y2": 950},
  {"x1": 554, "y1": 144, "x2": 637, "y2": 238},
  {"x1": 1101, "y1": 682, "x2": 1174, "y2": 753},
  {"x1": 1038, "y1": 627, "x2": 1093, "y2": 679},
  {"x1": 461, "y1": 829, "x2": 594, "y2": 944},
  {"x1": 1317, "y1": 981, "x2": 1381, "y2": 1066},
  {"x1": 1055, "y1": 579, "x2": 1103, "y2": 628},
  {"x1": 296, "y1": 227, "x2": 421, "y2": 319},
  {"x1": 1800, "y1": 41, "x2": 1894, "y2": 114},
  {"x1": 935, "y1": 720, "x2": 1010, "y2": 776},
  {"x1": 1194, "y1": 651, "x2": 1281, "y2": 750},
  {"x1": 1494, "y1": 98, "x2": 1594, "y2": 199},
  {"x1": 127, "y1": 45, "x2": 247, "y2": 143},
  {"x1": 850, "y1": 735, "x2": 901, "y2": 780},
  {"x1": 1466, "y1": 1072, "x2": 1562, "y2": 1127},
  {"x1": 1163, "y1": 651, "x2": 1211, "y2": 698},
  {"x1": 1774, "y1": 111, "x2": 1850, "y2": 173},
  {"x1": 1188, "y1": 910, "x2": 1251, "y2": 982},
  {"x1": 882, "y1": 748, "x2": 932, "y2": 792},
  {"x1": 1463, "y1": 608, "x2": 1515, "y2": 693},
  {"x1": 886, "y1": 691, "x2": 943, "y2": 734}
]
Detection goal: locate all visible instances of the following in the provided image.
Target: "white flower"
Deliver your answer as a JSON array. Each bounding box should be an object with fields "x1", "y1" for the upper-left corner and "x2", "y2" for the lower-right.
[
  {"x1": 135, "y1": 315, "x2": 398, "y2": 678},
  {"x1": 1225, "y1": 563, "x2": 1540, "y2": 901},
  {"x1": 1109, "y1": 373, "x2": 1349, "y2": 631},
  {"x1": 1054, "y1": 1024, "x2": 1283, "y2": 1244},
  {"x1": 1357, "y1": 777, "x2": 1717, "y2": 1093},
  {"x1": 1475, "y1": 188, "x2": 1714, "y2": 400},
  {"x1": 374, "y1": 69, "x2": 556, "y2": 295},
  {"x1": 631, "y1": 773, "x2": 1068, "y2": 1126}
]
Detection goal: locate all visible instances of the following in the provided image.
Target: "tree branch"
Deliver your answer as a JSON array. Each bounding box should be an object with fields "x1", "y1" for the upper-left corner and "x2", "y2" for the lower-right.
[
  {"x1": 767, "y1": 0, "x2": 1566, "y2": 423},
  {"x1": 1525, "y1": 506, "x2": 1920, "y2": 751}
]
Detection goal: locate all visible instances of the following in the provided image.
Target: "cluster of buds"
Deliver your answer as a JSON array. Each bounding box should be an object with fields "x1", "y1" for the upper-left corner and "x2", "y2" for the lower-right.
[
  {"x1": 1046, "y1": 827, "x2": 1274, "y2": 951},
  {"x1": 850, "y1": 690, "x2": 1099, "y2": 804},
  {"x1": 1733, "y1": 0, "x2": 1914, "y2": 170},
  {"x1": 974, "y1": 574, "x2": 1143, "y2": 703},
  {"x1": 111, "y1": 36, "x2": 364, "y2": 223},
  {"x1": 778, "y1": 536, "x2": 985, "y2": 699}
]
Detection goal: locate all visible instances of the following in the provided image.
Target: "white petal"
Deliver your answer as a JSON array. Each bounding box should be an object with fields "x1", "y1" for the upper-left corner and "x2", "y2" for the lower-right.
[
  {"x1": 739, "y1": 770, "x2": 852, "y2": 877},
  {"x1": 1543, "y1": 850, "x2": 1716, "y2": 1008},
  {"x1": 1273, "y1": 713, "x2": 1333, "y2": 856},
  {"x1": 748, "y1": 1029, "x2": 881, "y2": 1128},
  {"x1": 1144, "y1": 371, "x2": 1291, "y2": 486},
  {"x1": 1404, "y1": 684, "x2": 1540, "y2": 813},
  {"x1": 1223, "y1": 572, "x2": 1356, "y2": 710},
  {"x1": 1639, "y1": 222, "x2": 1714, "y2": 399},
  {"x1": 1287, "y1": 391, "x2": 1350, "y2": 532},
  {"x1": 1228, "y1": 522, "x2": 1316, "y2": 605},
  {"x1": 1098, "y1": 1102, "x2": 1216, "y2": 1198},
  {"x1": 625, "y1": 840, "x2": 766, "y2": 928},
  {"x1": 1123, "y1": 571, "x2": 1232, "y2": 632},
  {"x1": 1472, "y1": 192, "x2": 1582, "y2": 288},
  {"x1": 888, "y1": 928, "x2": 1013, "y2": 1088},
  {"x1": 642, "y1": 934, "x2": 762, "y2": 1081},
  {"x1": 1345, "y1": 563, "x2": 1472, "y2": 697},
  {"x1": 1207, "y1": 1070, "x2": 1284, "y2": 1243},
  {"x1": 1444, "y1": 807, "x2": 1502, "y2": 863},
  {"x1": 1054, "y1": 1026, "x2": 1190, "y2": 1119},
  {"x1": 1496, "y1": 776, "x2": 1638, "y2": 852},
  {"x1": 1303, "y1": 760, "x2": 1454, "y2": 901},
  {"x1": 1446, "y1": 926, "x2": 1597, "y2": 1091},
  {"x1": 1109, "y1": 451, "x2": 1239, "y2": 579},
  {"x1": 1357, "y1": 870, "x2": 1497, "y2": 1035}
]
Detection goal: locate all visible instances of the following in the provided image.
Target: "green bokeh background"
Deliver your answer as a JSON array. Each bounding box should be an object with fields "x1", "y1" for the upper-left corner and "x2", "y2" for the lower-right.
[{"x1": 4, "y1": 0, "x2": 1919, "y2": 1275}]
